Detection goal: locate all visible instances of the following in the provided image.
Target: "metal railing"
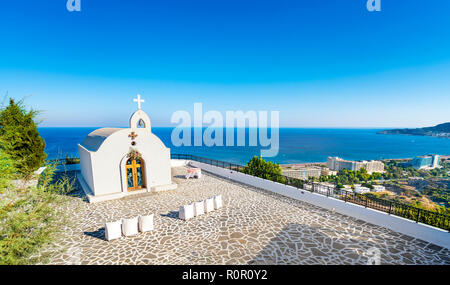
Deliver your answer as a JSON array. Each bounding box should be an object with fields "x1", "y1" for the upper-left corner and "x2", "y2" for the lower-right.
[
  {"x1": 171, "y1": 153, "x2": 243, "y2": 172},
  {"x1": 172, "y1": 153, "x2": 450, "y2": 231}
]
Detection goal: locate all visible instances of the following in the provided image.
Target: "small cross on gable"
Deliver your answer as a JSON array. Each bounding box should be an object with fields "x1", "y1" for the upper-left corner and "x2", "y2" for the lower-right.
[{"x1": 133, "y1": 94, "x2": 145, "y2": 110}]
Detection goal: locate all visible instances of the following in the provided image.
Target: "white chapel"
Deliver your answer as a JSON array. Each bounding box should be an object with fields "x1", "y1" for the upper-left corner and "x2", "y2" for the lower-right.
[{"x1": 77, "y1": 95, "x2": 177, "y2": 203}]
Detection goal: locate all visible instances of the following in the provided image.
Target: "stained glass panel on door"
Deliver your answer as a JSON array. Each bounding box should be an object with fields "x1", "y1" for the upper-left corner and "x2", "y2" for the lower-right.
[
  {"x1": 136, "y1": 166, "x2": 143, "y2": 186},
  {"x1": 127, "y1": 168, "x2": 134, "y2": 188}
]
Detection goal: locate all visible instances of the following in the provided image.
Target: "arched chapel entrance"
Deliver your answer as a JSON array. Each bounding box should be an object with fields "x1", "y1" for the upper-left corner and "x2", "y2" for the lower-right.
[{"x1": 126, "y1": 157, "x2": 146, "y2": 191}]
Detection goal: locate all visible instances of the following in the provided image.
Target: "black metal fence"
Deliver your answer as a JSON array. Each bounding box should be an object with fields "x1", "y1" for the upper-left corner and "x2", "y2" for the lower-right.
[
  {"x1": 171, "y1": 153, "x2": 243, "y2": 172},
  {"x1": 172, "y1": 153, "x2": 450, "y2": 231}
]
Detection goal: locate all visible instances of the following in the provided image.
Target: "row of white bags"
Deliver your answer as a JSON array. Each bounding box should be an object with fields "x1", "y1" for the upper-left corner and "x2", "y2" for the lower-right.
[
  {"x1": 179, "y1": 194, "x2": 223, "y2": 220},
  {"x1": 105, "y1": 214, "x2": 154, "y2": 241}
]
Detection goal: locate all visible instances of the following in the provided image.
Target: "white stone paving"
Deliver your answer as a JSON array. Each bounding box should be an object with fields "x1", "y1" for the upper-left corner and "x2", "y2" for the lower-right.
[{"x1": 39, "y1": 166, "x2": 450, "y2": 265}]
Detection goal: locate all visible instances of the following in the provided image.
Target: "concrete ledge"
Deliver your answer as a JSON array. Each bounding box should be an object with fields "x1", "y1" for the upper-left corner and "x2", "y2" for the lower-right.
[
  {"x1": 152, "y1": 183, "x2": 178, "y2": 192},
  {"x1": 171, "y1": 159, "x2": 188, "y2": 167},
  {"x1": 127, "y1": 188, "x2": 148, "y2": 196},
  {"x1": 77, "y1": 173, "x2": 178, "y2": 202}
]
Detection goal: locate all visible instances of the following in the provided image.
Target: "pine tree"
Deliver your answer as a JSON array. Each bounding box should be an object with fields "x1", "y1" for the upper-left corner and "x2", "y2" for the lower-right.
[{"x1": 0, "y1": 99, "x2": 46, "y2": 177}]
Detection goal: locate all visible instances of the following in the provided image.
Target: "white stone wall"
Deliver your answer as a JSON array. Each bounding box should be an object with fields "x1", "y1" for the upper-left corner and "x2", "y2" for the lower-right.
[
  {"x1": 170, "y1": 159, "x2": 189, "y2": 167},
  {"x1": 188, "y1": 160, "x2": 450, "y2": 249},
  {"x1": 78, "y1": 144, "x2": 95, "y2": 193}
]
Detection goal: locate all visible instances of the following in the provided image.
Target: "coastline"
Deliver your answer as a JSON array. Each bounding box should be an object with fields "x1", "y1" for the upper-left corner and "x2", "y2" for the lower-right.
[{"x1": 279, "y1": 155, "x2": 450, "y2": 168}]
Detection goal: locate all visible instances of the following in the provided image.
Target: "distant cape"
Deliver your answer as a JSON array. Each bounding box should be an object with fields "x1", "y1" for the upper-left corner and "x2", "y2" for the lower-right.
[{"x1": 377, "y1": 123, "x2": 450, "y2": 138}]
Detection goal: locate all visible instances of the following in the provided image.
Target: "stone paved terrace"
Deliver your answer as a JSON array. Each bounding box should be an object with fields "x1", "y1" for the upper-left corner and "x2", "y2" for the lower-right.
[{"x1": 40, "y1": 166, "x2": 450, "y2": 265}]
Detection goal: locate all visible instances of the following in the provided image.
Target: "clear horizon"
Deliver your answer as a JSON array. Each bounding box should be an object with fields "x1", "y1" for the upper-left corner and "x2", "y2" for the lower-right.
[{"x1": 1, "y1": 1, "x2": 450, "y2": 128}]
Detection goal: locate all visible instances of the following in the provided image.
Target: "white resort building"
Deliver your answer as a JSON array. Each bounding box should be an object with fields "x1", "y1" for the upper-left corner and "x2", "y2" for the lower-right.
[
  {"x1": 327, "y1": 157, "x2": 385, "y2": 174},
  {"x1": 282, "y1": 167, "x2": 322, "y2": 180},
  {"x1": 354, "y1": 186, "x2": 371, "y2": 194},
  {"x1": 372, "y1": 185, "x2": 386, "y2": 192}
]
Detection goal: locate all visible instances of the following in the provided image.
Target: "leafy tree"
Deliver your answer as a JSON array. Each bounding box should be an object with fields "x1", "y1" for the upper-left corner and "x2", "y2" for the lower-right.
[
  {"x1": 362, "y1": 182, "x2": 374, "y2": 189},
  {"x1": 242, "y1": 156, "x2": 285, "y2": 183},
  {"x1": 357, "y1": 168, "x2": 371, "y2": 181},
  {"x1": 0, "y1": 99, "x2": 46, "y2": 178}
]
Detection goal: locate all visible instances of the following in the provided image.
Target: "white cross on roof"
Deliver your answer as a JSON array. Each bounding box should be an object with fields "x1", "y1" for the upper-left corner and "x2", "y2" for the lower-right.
[{"x1": 133, "y1": 94, "x2": 145, "y2": 110}]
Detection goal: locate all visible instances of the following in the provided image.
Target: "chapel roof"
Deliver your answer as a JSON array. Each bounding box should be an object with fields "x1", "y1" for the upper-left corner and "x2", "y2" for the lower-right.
[{"x1": 80, "y1": 128, "x2": 123, "y2": 152}]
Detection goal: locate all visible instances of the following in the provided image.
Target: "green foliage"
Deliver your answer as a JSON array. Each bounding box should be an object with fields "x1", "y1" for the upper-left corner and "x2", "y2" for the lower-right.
[
  {"x1": 0, "y1": 146, "x2": 15, "y2": 193},
  {"x1": 421, "y1": 184, "x2": 450, "y2": 207},
  {"x1": 0, "y1": 161, "x2": 74, "y2": 265},
  {"x1": 383, "y1": 160, "x2": 450, "y2": 207},
  {"x1": 0, "y1": 99, "x2": 47, "y2": 178},
  {"x1": 64, "y1": 155, "x2": 80, "y2": 165},
  {"x1": 383, "y1": 160, "x2": 450, "y2": 179},
  {"x1": 317, "y1": 168, "x2": 382, "y2": 185},
  {"x1": 0, "y1": 99, "x2": 73, "y2": 264},
  {"x1": 242, "y1": 156, "x2": 285, "y2": 183},
  {"x1": 362, "y1": 182, "x2": 374, "y2": 189}
]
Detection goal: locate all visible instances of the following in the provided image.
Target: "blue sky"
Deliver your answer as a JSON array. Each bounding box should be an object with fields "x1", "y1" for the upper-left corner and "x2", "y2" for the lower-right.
[{"x1": 0, "y1": 0, "x2": 449, "y2": 128}]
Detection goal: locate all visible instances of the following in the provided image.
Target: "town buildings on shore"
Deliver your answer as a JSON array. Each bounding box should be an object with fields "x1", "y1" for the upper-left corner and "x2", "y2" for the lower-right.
[
  {"x1": 327, "y1": 157, "x2": 385, "y2": 174},
  {"x1": 309, "y1": 182, "x2": 386, "y2": 195}
]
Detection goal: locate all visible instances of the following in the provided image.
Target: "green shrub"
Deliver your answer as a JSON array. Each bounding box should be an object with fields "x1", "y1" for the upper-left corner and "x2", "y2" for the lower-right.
[
  {"x1": 64, "y1": 155, "x2": 80, "y2": 165},
  {"x1": 0, "y1": 147, "x2": 15, "y2": 193},
  {"x1": 242, "y1": 156, "x2": 285, "y2": 183},
  {"x1": 0, "y1": 162, "x2": 74, "y2": 265},
  {"x1": 0, "y1": 99, "x2": 47, "y2": 178}
]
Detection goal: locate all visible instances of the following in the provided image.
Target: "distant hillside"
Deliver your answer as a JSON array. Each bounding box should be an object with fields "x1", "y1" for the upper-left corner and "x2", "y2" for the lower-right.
[{"x1": 378, "y1": 123, "x2": 450, "y2": 138}]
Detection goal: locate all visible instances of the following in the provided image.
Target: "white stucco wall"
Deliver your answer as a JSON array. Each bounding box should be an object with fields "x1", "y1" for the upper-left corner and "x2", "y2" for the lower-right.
[
  {"x1": 78, "y1": 145, "x2": 94, "y2": 193},
  {"x1": 188, "y1": 160, "x2": 450, "y2": 249},
  {"x1": 170, "y1": 159, "x2": 189, "y2": 167}
]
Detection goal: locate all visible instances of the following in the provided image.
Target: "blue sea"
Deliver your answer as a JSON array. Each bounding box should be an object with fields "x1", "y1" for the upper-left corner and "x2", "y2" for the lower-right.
[{"x1": 38, "y1": 128, "x2": 450, "y2": 165}]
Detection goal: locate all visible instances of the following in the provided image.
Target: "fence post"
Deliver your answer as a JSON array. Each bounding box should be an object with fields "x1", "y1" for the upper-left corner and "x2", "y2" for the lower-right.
[
  {"x1": 344, "y1": 192, "x2": 347, "y2": 203},
  {"x1": 416, "y1": 208, "x2": 421, "y2": 223},
  {"x1": 365, "y1": 196, "x2": 368, "y2": 208}
]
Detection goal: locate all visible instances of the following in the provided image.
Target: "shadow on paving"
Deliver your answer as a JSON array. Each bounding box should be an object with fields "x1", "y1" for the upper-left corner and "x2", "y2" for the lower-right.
[
  {"x1": 250, "y1": 223, "x2": 392, "y2": 265},
  {"x1": 160, "y1": 210, "x2": 180, "y2": 220},
  {"x1": 84, "y1": 228, "x2": 106, "y2": 241}
]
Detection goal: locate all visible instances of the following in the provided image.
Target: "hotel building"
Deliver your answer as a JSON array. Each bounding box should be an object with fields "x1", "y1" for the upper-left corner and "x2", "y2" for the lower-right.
[
  {"x1": 411, "y1": 155, "x2": 441, "y2": 170},
  {"x1": 327, "y1": 157, "x2": 385, "y2": 174}
]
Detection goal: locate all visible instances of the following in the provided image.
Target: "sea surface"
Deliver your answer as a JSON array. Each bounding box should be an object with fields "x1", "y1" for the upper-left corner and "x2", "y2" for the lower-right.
[{"x1": 38, "y1": 127, "x2": 450, "y2": 165}]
